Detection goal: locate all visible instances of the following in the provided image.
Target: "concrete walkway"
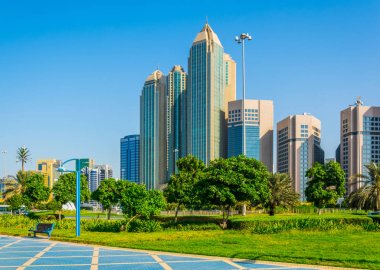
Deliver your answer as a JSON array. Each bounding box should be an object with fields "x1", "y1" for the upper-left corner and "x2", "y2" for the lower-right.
[{"x1": 0, "y1": 235, "x2": 354, "y2": 270}]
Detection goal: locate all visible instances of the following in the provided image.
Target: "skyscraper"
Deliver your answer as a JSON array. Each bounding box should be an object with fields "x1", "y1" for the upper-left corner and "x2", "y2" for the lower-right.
[
  {"x1": 36, "y1": 159, "x2": 62, "y2": 189},
  {"x1": 87, "y1": 164, "x2": 113, "y2": 192},
  {"x1": 223, "y1": 53, "x2": 237, "y2": 156},
  {"x1": 228, "y1": 99, "x2": 273, "y2": 171},
  {"x1": 140, "y1": 70, "x2": 167, "y2": 190},
  {"x1": 120, "y1": 134, "x2": 140, "y2": 183},
  {"x1": 277, "y1": 114, "x2": 324, "y2": 201},
  {"x1": 187, "y1": 23, "x2": 226, "y2": 164},
  {"x1": 339, "y1": 99, "x2": 380, "y2": 193},
  {"x1": 166, "y1": 66, "x2": 187, "y2": 177}
]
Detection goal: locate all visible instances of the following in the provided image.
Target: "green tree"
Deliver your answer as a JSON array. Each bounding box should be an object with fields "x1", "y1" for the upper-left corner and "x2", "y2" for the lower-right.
[
  {"x1": 305, "y1": 161, "x2": 346, "y2": 212},
  {"x1": 6, "y1": 194, "x2": 24, "y2": 214},
  {"x1": 91, "y1": 178, "x2": 121, "y2": 220},
  {"x1": 23, "y1": 174, "x2": 50, "y2": 208},
  {"x1": 119, "y1": 183, "x2": 166, "y2": 227},
  {"x1": 266, "y1": 173, "x2": 300, "y2": 216},
  {"x1": 16, "y1": 146, "x2": 30, "y2": 172},
  {"x1": 198, "y1": 156, "x2": 270, "y2": 228},
  {"x1": 52, "y1": 173, "x2": 90, "y2": 220},
  {"x1": 3, "y1": 171, "x2": 34, "y2": 199},
  {"x1": 164, "y1": 155, "x2": 205, "y2": 222},
  {"x1": 348, "y1": 162, "x2": 380, "y2": 211}
]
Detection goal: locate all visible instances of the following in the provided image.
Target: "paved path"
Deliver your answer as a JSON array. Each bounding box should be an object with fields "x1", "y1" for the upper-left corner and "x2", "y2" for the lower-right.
[{"x1": 0, "y1": 235, "x2": 340, "y2": 270}]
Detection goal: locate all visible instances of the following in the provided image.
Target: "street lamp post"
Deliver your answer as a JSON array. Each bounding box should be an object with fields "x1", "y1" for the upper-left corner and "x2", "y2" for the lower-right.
[
  {"x1": 57, "y1": 158, "x2": 82, "y2": 237},
  {"x1": 1, "y1": 150, "x2": 7, "y2": 178},
  {"x1": 173, "y1": 149, "x2": 179, "y2": 174},
  {"x1": 235, "y1": 33, "x2": 252, "y2": 156}
]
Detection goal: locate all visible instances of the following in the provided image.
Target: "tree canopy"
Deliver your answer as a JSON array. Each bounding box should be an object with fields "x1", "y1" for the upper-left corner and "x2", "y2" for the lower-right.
[
  {"x1": 91, "y1": 178, "x2": 121, "y2": 219},
  {"x1": 23, "y1": 174, "x2": 50, "y2": 208},
  {"x1": 119, "y1": 183, "x2": 166, "y2": 226},
  {"x1": 266, "y1": 173, "x2": 299, "y2": 216},
  {"x1": 305, "y1": 161, "x2": 346, "y2": 209},
  {"x1": 198, "y1": 155, "x2": 270, "y2": 227},
  {"x1": 164, "y1": 155, "x2": 205, "y2": 222},
  {"x1": 53, "y1": 172, "x2": 90, "y2": 207},
  {"x1": 348, "y1": 162, "x2": 380, "y2": 211}
]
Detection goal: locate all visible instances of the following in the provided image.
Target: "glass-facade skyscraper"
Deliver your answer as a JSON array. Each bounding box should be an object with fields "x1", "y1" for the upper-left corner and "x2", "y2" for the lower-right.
[
  {"x1": 187, "y1": 23, "x2": 226, "y2": 164},
  {"x1": 227, "y1": 99, "x2": 274, "y2": 171},
  {"x1": 167, "y1": 66, "x2": 187, "y2": 176},
  {"x1": 140, "y1": 70, "x2": 167, "y2": 190},
  {"x1": 120, "y1": 134, "x2": 140, "y2": 183}
]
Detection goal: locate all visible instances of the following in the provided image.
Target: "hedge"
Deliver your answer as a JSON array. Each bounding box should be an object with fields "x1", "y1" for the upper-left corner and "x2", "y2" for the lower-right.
[{"x1": 229, "y1": 216, "x2": 378, "y2": 233}]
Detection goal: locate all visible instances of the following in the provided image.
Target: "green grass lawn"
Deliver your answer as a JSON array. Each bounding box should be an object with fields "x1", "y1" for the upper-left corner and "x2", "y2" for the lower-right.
[{"x1": 2, "y1": 226, "x2": 379, "y2": 269}]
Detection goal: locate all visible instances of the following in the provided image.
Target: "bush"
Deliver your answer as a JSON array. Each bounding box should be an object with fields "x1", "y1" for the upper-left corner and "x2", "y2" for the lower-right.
[
  {"x1": 128, "y1": 219, "x2": 163, "y2": 232},
  {"x1": 370, "y1": 215, "x2": 380, "y2": 224},
  {"x1": 0, "y1": 215, "x2": 36, "y2": 229},
  {"x1": 164, "y1": 222, "x2": 221, "y2": 231},
  {"x1": 83, "y1": 219, "x2": 126, "y2": 232},
  {"x1": 229, "y1": 216, "x2": 375, "y2": 234},
  {"x1": 27, "y1": 212, "x2": 65, "y2": 221}
]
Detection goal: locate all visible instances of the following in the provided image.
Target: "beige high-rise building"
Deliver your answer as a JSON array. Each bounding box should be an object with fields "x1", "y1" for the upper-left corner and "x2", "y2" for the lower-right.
[
  {"x1": 36, "y1": 159, "x2": 61, "y2": 189},
  {"x1": 223, "y1": 53, "x2": 237, "y2": 157},
  {"x1": 277, "y1": 114, "x2": 324, "y2": 201},
  {"x1": 227, "y1": 99, "x2": 273, "y2": 171},
  {"x1": 339, "y1": 99, "x2": 380, "y2": 194},
  {"x1": 223, "y1": 53, "x2": 236, "y2": 114}
]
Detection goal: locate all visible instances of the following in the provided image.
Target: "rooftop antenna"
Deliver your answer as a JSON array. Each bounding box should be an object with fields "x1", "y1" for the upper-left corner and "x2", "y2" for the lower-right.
[{"x1": 356, "y1": 96, "x2": 363, "y2": 106}]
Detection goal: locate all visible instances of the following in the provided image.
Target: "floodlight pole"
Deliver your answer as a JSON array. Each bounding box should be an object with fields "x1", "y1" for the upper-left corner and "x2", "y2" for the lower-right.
[{"x1": 235, "y1": 33, "x2": 252, "y2": 156}]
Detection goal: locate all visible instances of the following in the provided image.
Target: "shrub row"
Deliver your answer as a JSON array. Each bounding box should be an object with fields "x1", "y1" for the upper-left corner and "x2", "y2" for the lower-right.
[
  {"x1": 2, "y1": 214, "x2": 379, "y2": 234},
  {"x1": 229, "y1": 216, "x2": 379, "y2": 234}
]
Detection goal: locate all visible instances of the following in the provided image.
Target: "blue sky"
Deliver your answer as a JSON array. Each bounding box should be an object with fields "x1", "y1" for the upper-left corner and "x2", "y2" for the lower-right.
[{"x1": 0, "y1": 0, "x2": 379, "y2": 177}]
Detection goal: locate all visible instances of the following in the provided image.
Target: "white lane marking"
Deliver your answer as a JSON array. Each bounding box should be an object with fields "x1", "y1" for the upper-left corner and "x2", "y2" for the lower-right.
[
  {"x1": 90, "y1": 246, "x2": 99, "y2": 270},
  {"x1": 0, "y1": 239, "x2": 22, "y2": 250},
  {"x1": 150, "y1": 254, "x2": 173, "y2": 270},
  {"x1": 17, "y1": 242, "x2": 56, "y2": 270}
]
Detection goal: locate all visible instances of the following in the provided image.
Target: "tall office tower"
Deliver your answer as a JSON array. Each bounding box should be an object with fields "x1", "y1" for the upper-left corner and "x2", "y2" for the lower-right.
[
  {"x1": 140, "y1": 70, "x2": 167, "y2": 190},
  {"x1": 87, "y1": 164, "x2": 113, "y2": 192},
  {"x1": 339, "y1": 99, "x2": 380, "y2": 194},
  {"x1": 227, "y1": 99, "x2": 273, "y2": 171},
  {"x1": 187, "y1": 23, "x2": 226, "y2": 164},
  {"x1": 223, "y1": 53, "x2": 237, "y2": 155},
  {"x1": 80, "y1": 158, "x2": 95, "y2": 182},
  {"x1": 166, "y1": 66, "x2": 187, "y2": 177},
  {"x1": 88, "y1": 168, "x2": 100, "y2": 193},
  {"x1": 120, "y1": 135, "x2": 140, "y2": 183},
  {"x1": 36, "y1": 159, "x2": 62, "y2": 189},
  {"x1": 277, "y1": 114, "x2": 325, "y2": 201}
]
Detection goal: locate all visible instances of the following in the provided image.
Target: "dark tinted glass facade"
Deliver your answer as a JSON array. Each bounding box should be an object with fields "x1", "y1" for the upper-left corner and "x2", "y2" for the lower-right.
[{"x1": 120, "y1": 135, "x2": 140, "y2": 183}]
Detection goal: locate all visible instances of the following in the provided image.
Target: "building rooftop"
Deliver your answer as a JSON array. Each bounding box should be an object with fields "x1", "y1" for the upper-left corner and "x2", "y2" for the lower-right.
[{"x1": 192, "y1": 23, "x2": 222, "y2": 47}]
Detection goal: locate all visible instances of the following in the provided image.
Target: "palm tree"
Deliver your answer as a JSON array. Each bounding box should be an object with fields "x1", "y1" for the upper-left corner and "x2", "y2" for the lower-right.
[
  {"x1": 267, "y1": 173, "x2": 300, "y2": 216},
  {"x1": 3, "y1": 171, "x2": 33, "y2": 200},
  {"x1": 17, "y1": 146, "x2": 30, "y2": 172},
  {"x1": 348, "y1": 162, "x2": 380, "y2": 211}
]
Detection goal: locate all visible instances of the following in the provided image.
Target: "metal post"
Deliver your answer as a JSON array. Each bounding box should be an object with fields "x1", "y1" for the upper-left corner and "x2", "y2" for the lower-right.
[
  {"x1": 174, "y1": 149, "x2": 179, "y2": 174},
  {"x1": 1, "y1": 151, "x2": 7, "y2": 178},
  {"x1": 235, "y1": 33, "x2": 251, "y2": 156},
  {"x1": 75, "y1": 159, "x2": 81, "y2": 237},
  {"x1": 242, "y1": 39, "x2": 246, "y2": 156}
]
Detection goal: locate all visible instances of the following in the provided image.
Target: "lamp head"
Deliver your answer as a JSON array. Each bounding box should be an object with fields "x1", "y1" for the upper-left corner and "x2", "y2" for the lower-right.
[
  {"x1": 235, "y1": 36, "x2": 239, "y2": 42},
  {"x1": 57, "y1": 166, "x2": 67, "y2": 172}
]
